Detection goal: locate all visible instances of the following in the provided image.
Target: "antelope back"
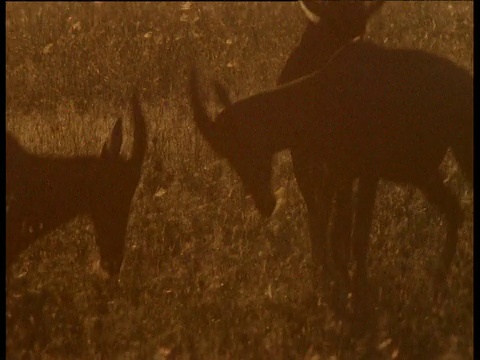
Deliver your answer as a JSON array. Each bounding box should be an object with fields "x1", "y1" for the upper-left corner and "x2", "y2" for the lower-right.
[{"x1": 191, "y1": 42, "x2": 472, "y2": 217}]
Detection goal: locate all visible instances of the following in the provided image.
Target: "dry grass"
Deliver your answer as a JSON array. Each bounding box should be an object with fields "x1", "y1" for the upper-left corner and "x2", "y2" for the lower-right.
[{"x1": 6, "y1": 2, "x2": 473, "y2": 359}]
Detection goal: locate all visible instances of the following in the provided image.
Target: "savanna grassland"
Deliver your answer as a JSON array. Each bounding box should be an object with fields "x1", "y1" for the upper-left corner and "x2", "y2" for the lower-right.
[{"x1": 6, "y1": 2, "x2": 473, "y2": 359}]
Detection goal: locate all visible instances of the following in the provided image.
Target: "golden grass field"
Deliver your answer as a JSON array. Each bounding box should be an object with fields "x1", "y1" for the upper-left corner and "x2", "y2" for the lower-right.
[{"x1": 6, "y1": 2, "x2": 473, "y2": 359}]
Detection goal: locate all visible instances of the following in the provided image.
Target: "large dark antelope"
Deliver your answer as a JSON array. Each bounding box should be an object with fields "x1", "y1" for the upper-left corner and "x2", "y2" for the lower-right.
[
  {"x1": 279, "y1": 0, "x2": 385, "y2": 275},
  {"x1": 6, "y1": 94, "x2": 147, "y2": 277},
  {"x1": 190, "y1": 40, "x2": 472, "y2": 296}
]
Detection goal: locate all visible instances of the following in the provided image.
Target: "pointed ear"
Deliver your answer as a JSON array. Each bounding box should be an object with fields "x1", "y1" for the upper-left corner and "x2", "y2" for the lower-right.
[
  {"x1": 102, "y1": 117, "x2": 123, "y2": 158},
  {"x1": 213, "y1": 80, "x2": 233, "y2": 108}
]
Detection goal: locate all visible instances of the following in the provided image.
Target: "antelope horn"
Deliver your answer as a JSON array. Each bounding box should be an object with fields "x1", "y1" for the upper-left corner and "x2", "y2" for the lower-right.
[
  {"x1": 299, "y1": 0, "x2": 321, "y2": 24},
  {"x1": 300, "y1": 1, "x2": 384, "y2": 28}
]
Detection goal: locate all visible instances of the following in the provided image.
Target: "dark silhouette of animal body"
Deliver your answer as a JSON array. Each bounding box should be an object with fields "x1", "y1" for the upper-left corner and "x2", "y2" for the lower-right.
[
  {"x1": 6, "y1": 94, "x2": 147, "y2": 277},
  {"x1": 190, "y1": 40, "x2": 472, "y2": 298},
  {"x1": 278, "y1": 0, "x2": 385, "y2": 276}
]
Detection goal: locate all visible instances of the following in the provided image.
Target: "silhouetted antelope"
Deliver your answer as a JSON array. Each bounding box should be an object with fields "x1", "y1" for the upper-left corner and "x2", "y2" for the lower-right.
[
  {"x1": 278, "y1": 0, "x2": 385, "y2": 276},
  {"x1": 190, "y1": 40, "x2": 472, "y2": 298},
  {"x1": 6, "y1": 94, "x2": 147, "y2": 277}
]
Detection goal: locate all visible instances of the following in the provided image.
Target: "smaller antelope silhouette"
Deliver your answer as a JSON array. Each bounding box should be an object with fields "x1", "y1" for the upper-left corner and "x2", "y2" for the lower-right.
[
  {"x1": 278, "y1": 0, "x2": 385, "y2": 276},
  {"x1": 189, "y1": 39, "x2": 472, "y2": 298},
  {"x1": 6, "y1": 94, "x2": 147, "y2": 277}
]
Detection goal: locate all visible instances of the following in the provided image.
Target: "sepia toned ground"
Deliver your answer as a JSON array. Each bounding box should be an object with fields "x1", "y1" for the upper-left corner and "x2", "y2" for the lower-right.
[{"x1": 6, "y1": 2, "x2": 473, "y2": 359}]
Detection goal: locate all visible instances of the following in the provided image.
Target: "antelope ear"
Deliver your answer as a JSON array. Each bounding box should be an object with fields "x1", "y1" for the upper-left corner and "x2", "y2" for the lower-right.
[
  {"x1": 190, "y1": 68, "x2": 230, "y2": 156},
  {"x1": 213, "y1": 80, "x2": 233, "y2": 108},
  {"x1": 102, "y1": 117, "x2": 123, "y2": 158}
]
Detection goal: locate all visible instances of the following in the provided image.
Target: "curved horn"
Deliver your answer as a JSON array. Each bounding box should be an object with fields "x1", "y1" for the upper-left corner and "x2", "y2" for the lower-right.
[
  {"x1": 299, "y1": 1, "x2": 321, "y2": 24},
  {"x1": 299, "y1": 1, "x2": 348, "y2": 31},
  {"x1": 300, "y1": 1, "x2": 384, "y2": 32},
  {"x1": 189, "y1": 68, "x2": 225, "y2": 154},
  {"x1": 130, "y1": 91, "x2": 147, "y2": 169}
]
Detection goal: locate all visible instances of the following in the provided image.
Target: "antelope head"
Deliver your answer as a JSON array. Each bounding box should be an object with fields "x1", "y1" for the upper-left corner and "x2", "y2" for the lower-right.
[
  {"x1": 300, "y1": 0, "x2": 385, "y2": 41},
  {"x1": 189, "y1": 69, "x2": 276, "y2": 217},
  {"x1": 90, "y1": 93, "x2": 147, "y2": 276}
]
